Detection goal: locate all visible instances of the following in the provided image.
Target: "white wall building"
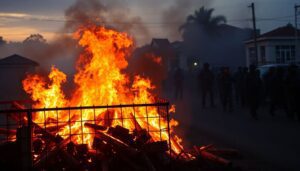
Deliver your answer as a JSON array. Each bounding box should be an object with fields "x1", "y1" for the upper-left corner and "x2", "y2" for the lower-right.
[{"x1": 245, "y1": 24, "x2": 300, "y2": 66}]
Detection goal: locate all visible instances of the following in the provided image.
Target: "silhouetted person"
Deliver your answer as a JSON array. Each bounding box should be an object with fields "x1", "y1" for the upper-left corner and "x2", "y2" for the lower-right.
[
  {"x1": 233, "y1": 67, "x2": 243, "y2": 105},
  {"x1": 219, "y1": 67, "x2": 233, "y2": 112},
  {"x1": 246, "y1": 65, "x2": 261, "y2": 120},
  {"x1": 268, "y1": 67, "x2": 289, "y2": 117},
  {"x1": 217, "y1": 67, "x2": 225, "y2": 104},
  {"x1": 263, "y1": 67, "x2": 276, "y2": 106},
  {"x1": 285, "y1": 65, "x2": 300, "y2": 120},
  {"x1": 198, "y1": 63, "x2": 214, "y2": 108},
  {"x1": 240, "y1": 67, "x2": 248, "y2": 107},
  {"x1": 174, "y1": 67, "x2": 184, "y2": 99}
]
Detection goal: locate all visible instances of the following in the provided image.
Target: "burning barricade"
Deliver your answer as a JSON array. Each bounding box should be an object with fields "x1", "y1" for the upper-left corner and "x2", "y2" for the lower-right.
[{"x1": 0, "y1": 24, "x2": 241, "y2": 170}]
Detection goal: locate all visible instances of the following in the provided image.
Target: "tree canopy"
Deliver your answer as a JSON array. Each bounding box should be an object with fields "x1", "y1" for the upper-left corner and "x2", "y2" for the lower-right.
[
  {"x1": 23, "y1": 34, "x2": 47, "y2": 45},
  {"x1": 0, "y1": 36, "x2": 6, "y2": 46},
  {"x1": 180, "y1": 6, "x2": 227, "y2": 41}
]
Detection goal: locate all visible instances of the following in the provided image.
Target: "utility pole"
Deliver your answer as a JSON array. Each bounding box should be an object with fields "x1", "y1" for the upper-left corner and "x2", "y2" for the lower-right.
[
  {"x1": 295, "y1": 4, "x2": 300, "y2": 64},
  {"x1": 249, "y1": 2, "x2": 258, "y2": 65}
]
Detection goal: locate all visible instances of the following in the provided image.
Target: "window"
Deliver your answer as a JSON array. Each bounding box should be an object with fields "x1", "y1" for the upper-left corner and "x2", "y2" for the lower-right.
[
  {"x1": 249, "y1": 47, "x2": 256, "y2": 64},
  {"x1": 275, "y1": 45, "x2": 295, "y2": 64},
  {"x1": 260, "y1": 46, "x2": 266, "y2": 64}
]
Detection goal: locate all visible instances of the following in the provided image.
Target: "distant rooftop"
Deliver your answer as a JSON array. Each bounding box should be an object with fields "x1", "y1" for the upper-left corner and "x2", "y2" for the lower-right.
[
  {"x1": 151, "y1": 38, "x2": 170, "y2": 48},
  {"x1": 245, "y1": 24, "x2": 300, "y2": 44},
  {"x1": 0, "y1": 54, "x2": 39, "y2": 66},
  {"x1": 259, "y1": 24, "x2": 300, "y2": 38}
]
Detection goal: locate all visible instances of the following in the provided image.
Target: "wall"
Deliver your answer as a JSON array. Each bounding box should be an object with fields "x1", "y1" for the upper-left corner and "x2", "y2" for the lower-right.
[
  {"x1": 0, "y1": 65, "x2": 36, "y2": 101},
  {"x1": 245, "y1": 38, "x2": 300, "y2": 66}
]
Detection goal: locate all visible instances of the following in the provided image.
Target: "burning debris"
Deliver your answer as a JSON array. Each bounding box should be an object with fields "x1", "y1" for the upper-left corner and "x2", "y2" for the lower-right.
[
  {"x1": 0, "y1": 101, "x2": 241, "y2": 171},
  {"x1": 21, "y1": 25, "x2": 183, "y2": 154}
]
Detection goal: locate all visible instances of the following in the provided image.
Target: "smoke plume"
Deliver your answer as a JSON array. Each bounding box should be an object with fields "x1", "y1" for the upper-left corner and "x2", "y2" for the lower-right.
[
  {"x1": 162, "y1": 0, "x2": 214, "y2": 41},
  {"x1": 64, "y1": 0, "x2": 150, "y2": 45},
  {"x1": 0, "y1": 0, "x2": 152, "y2": 74}
]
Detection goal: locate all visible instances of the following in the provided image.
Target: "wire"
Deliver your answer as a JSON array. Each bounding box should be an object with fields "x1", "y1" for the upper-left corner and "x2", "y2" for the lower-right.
[
  {"x1": 0, "y1": 14, "x2": 296, "y2": 24},
  {"x1": 0, "y1": 14, "x2": 297, "y2": 31}
]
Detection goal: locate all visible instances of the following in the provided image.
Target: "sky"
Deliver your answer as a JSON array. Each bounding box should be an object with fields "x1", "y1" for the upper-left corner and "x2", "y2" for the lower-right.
[{"x1": 0, "y1": 0, "x2": 299, "y2": 45}]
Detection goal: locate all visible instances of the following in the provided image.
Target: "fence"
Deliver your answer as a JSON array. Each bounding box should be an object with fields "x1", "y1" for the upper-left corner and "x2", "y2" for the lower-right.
[{"x1": 0, "y1": 101, "x2": 171, "y2": 170}]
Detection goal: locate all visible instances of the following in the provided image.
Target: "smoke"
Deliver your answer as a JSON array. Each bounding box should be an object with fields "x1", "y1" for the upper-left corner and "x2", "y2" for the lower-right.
[
  {"x1": 161, "y1": 0, "x2": 214, "y2": 41},
  {"x1": 64, "y1": 0, "x2": 150, "y2": 45},
  {"x1": 64, "y1": 0, "x2": 106, "y2": 32},
  {"x1": 127, "y1": 51, "x2": 168, "y2": 95},
  {"x1": 0, "y1": 0, "x2": 153, "y2": 75}
]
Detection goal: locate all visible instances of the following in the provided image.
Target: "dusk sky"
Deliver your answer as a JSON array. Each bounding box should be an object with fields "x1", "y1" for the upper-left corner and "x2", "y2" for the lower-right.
[{"x1": 0, "y1": 0, "x2": 299, "y2": 45}]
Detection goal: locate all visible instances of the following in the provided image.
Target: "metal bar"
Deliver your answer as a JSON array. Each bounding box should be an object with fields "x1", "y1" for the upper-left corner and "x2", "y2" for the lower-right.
[
  {"x1": 0, "y1": 103, "x2": 169, "y2": 114},
  {"x1": 43, "y1": 109, "x2": 47, "y2": 168},
  {"x1": 158, "y1": 106, "x2": 162, "y2": 141},
  {"x1": 106, "y1": 105, "x2": 110, "y2": 125},
  {"x1": 120, "y1": 104, "x2": 124, "y2": 127},
  {"x1": 68, "y1": 107, "x2": 71, "y2": 143},
  {"x1": 145, "y1": 106, "x2": 149, "y2": 133},
  {"x1": 133, "y1": 104, "x2": 137, "y2": 130},
  {"x1": 166, "y1": 105, "x2": 172, "y2": 158},
  {"x1": 56, "y1": 108, "x2": 59, "y2": 136},
  {"x1": 27, "y1": 111, "x2": 33, "y2": 170},
  {"x1": 80, "y1": 107, "x2": 83, "y2": 144},
  {"x1": 93, "y1": 105, "x2": 96, "y2": 125}
]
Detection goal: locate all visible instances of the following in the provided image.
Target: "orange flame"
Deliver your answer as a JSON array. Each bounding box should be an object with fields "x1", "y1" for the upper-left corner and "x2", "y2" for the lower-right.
[
  {"x1": 148, "y1": 54, "x2": 162, "y2": 65},
  {"x1": 22, "y1": 25, "x2": 184, "y2": 155}
]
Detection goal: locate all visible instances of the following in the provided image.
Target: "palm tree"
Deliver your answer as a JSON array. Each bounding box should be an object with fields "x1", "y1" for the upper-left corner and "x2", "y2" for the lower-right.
[{"x1": 180, "y1": 7, "x2": 227, "y2": 38}]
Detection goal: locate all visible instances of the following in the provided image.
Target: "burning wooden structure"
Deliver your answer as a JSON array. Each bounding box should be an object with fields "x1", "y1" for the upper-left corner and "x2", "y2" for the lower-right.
[
  {"x1": 0, "y1": 101, "x2": 175, "y2": 170},
  {"x1": 0, "y1": 101, "x2": 242, "y2": 171}
]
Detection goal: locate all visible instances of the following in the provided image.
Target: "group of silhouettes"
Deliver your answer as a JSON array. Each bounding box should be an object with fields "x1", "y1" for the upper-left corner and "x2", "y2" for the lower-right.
[{"x1": 173, "y1": 63, "x2": 300, "y2": 121}]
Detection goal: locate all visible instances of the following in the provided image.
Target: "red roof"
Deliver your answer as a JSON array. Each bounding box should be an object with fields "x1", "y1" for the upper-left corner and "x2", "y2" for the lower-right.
[{"x1": 259, "y1": 24, "x2": 300, "y2": 38}]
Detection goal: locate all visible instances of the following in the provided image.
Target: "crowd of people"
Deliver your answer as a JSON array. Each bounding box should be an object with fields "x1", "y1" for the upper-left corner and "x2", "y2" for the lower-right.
[{"x1": 173, "y1": 63, "x2": 300, "y2": 121}]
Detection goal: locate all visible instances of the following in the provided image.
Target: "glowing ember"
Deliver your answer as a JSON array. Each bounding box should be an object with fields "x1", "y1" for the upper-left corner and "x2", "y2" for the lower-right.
[
  {"x1": 148, "y1": 54, "x2": 162, "y2": 65},
  {"x1": 22, "y1": 25, "x2": 184, "y2": 155}
]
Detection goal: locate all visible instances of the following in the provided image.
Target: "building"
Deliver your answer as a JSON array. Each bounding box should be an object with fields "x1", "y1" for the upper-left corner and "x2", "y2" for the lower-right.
[
  {"x1": 173, "y1": 24, "x2": 253, "y2": 71},
  {"x1": 150, "y1": 38, "x2": 178, "y2": 71},
  {"x1": 0, "y1": 54, "x2": 39, "y2": 101},
  {"x1": 245, "y1": 24, "x2": 300, "y2": 66}
]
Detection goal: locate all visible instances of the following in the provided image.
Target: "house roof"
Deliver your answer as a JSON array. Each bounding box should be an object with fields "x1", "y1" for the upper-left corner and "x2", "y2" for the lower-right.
[
  {"x1": 218, "y1": 24, "x2": 247, "y2": 32},
  {"x1": 245, "y1": 24, "x2": 300, "y2": 44},
  {"x1": 151, "y1": 38, "x2": 170, "y2": 48},
  {"x1": 259, "y1": 24, "x2": 300, "y2": 38},
  {"x1": 0, "y1": 54, "x2": 39, "y2": 66}
]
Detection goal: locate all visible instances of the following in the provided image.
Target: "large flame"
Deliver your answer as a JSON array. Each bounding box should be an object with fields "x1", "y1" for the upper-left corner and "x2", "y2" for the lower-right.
[{"x1": 22, "y1": 25, "x2": 183, "y2": 154}]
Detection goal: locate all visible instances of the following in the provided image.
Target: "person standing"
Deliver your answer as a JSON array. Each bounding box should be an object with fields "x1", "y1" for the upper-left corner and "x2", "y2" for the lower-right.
[
  {"x1": 268, "y1": 67, "x2": 288, "y2": 117},
  {"x1": 219, "y1": 67, "x2": 233, "y2": 112},
  {"x1": 240, "y1": 67, "x2": 248, "y2": 107},
  {"x1": 198, "y1": 63, "x2": 215, "y2": 108},
  {"x1": 263, "y1": 67, "x2": 276, "y2": 107},
  {"x1": 285, "y1": 65, "x2": 299, "y2": 120},
  {"x1": 233, "y1": 67, "x2": 243, "y2": 105},
  {"x1": 246, "y1": 65, "x2": 262, "y2": 120}
]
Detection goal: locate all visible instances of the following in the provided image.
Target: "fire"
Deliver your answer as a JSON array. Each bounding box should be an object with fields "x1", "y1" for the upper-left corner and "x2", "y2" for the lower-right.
[
  {"x1": 22, "y1": 25, "x2": 184, "y2": 155},
  {"x1": 148, "y1": 54, "x2": 162, "y2": 65}
]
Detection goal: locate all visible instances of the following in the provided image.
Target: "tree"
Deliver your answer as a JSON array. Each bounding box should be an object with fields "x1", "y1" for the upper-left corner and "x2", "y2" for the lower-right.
[
  {"x1": 0, "y1": 36, "x2": 6, "y2": 46},
  {"x1": 23, "y1": 34, "x2": 47, "y2": 45},
  {"x1": 179, "y1": 7, "x2": 227, "y2": 40}
]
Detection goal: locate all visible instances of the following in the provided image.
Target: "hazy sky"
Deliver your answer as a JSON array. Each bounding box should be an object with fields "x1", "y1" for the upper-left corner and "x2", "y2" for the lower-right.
[{"x1": 0, "y1": 0, "x2": 299, "y2": 44}]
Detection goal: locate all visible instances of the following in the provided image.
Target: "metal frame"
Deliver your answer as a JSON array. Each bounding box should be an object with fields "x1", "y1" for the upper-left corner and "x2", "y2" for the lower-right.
[{"x1": 0, "y1": 102, "x2": 171, "y2": 169}]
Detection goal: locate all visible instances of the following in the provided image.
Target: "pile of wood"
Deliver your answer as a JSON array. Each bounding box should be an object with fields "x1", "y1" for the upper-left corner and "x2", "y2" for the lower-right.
[{"x1": 0, "y1": 102, "x2": 243, "y2": 170}]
